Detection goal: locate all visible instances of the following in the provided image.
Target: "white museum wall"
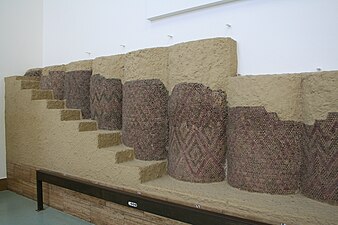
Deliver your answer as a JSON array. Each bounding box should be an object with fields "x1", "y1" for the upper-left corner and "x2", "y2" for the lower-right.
[
  {"x1": 0, "y1": 0, "x2": 43, "y2": 178},
  {"x1": 43, "y1": 0, "x2": 338, "y2": 75}
]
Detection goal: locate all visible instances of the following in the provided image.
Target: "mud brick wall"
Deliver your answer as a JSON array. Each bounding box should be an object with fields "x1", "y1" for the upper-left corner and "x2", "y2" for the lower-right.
[
  {"x1": 92, "y1": 55, "x2": 125, "y2": 79},
  {"x1": 168, "y1": 38, "x2": 237, "y2": 92},
  {"x1": 301, "y1": 112, "x2": 338, "y2": 204},
  {"x1": 40, "y1": 71, "x2": 66, "y2": 100},
  {"x1": 24, "y1": 68, "x2": 42, "y2": 77},
  {"x1": 124, "y1": 47, "x2": 169, "y2": 87},
  {"x1": 122, "y1": 79, "x2": 168, "y2": 160},
  {"x1": 90, "y1": 74, "x2": 122, "y2": 130},
  {"x1": 168, "y1": 83, "x2": 227, "y2": 183},
  {"x1": 64, "y1": 70, "x2": 92, "y2": 119},
  {"x1": 227, "y1": 106, "x2": 303, "y2": 194}
]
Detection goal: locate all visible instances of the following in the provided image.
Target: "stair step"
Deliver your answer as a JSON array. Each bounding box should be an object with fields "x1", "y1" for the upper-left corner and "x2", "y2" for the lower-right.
[
  {"x1": 78, "y1": 120, "x2": 98, "y2": 132},
  {"x1": 47, "y1": 100, "x2": 65, "y2": 109},
  {"x1": 101, "y1": 145, "x2": 135, "y2": 163},
  {"x1": 120, "y1": 159, "x2": 167, "y2": 183},
  {"x1": 97, "y1": 130, "x2": 121, "y2": 148},
  {"x1": 31, "y1": 90, "x2": 53, "y2": 100},
  {"x1": 60, "y1": 109, "x2": 81, "y2": 121},
  {"x1": 16, "y1": 76, "x2": 40, "y2": 81},
  {"x1": 21, "y1": 80, "x2": 40, "y2": 90}
]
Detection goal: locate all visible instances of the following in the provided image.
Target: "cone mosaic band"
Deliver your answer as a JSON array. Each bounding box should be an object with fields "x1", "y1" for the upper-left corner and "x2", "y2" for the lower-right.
[
  {"x1": 64, "y1": 70, "x2": 92, "y2": 119},
  {"x1": 122, "y1": 79, "x2": 168, "y2": 160},
  {"x1": 90, "y1": 74, "x2": 122, "y2": 130},
  {"x1": 227, "y1": 106, "x2": 303, "y2": 194},
  {"x1": 40, "y1": 71, "x2": 65, "y2": 100},
  {"x1": 168, "y1": 83, "x2": 227, "y2": 183}
]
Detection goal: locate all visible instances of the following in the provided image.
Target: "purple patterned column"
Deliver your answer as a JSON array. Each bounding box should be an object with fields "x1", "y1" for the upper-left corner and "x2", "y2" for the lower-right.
[
  {"x1": 40, "y1": 71, "x2": 65, "y2": 100},
  {"x1": 227, "y1": 106, "x2": 303, "y2": 194},
  {"x1": 301, "y1": 112, "x2": 338, "y2": 204},
  {"x1": 122, "y1": 79, "x2": 168, "y2": 160},
  {"x1": 90, "y1": 74, "x2": 122, "y2": 130},
  {"x1": 64, "y1": 70, "x2": 92, "y2": 119},
  {"x1": 168, "y1": 83, "x2": 227, "y2": 183}
]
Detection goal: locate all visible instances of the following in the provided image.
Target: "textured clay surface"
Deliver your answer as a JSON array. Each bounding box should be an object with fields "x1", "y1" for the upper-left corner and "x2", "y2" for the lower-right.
[
  {"x1": 40, "y1": 71, "x2": 66, "y2": 100},
  {"x1": 227, "y1": 106, "x2": 303, "y2": 194},
  {"x1": 226, "y1": 74, "x2": 303, "y2": 121},
  {"x1": 66, "y1": 60, "x2": 93, "y2": 72},
  {"x1": 24, "y1": 68, "x2": 42, "y2": 77},
  {"x1": 64, "y1": 70, "x2": 92, "y2": 119},
  {"x1": 92, "y1": 55, "x2": 125, "y2": 79},
  {"x1": 90, "y1": 74, "x2": 122, "y2": 130},
  {"x1": 168, "y1": 38, "x2": 237, "y2": 92},
  {"x1": 6, "y1": 75, "x2": 338, "y2": 225},
  {"x1": 122, "y1": 79, "x2": 168, "y2": 160},
  {"x1": 302, "y1": 71, "x2": 338, "y2": 124},
  {"x1": 168, "y1": 83, "x2": 227, "y2": 183},
  {"x1": 42, "y1": 65, "x2": 65, "y2": 76},
  {"x1": 301, "y1": 112, "x2": 338, "y2": 204},
  {"x1": 124, "y1": 47, "x2": 169, "y2": 86}
]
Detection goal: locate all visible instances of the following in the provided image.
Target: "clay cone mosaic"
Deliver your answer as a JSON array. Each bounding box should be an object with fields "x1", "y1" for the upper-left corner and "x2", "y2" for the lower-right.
[
  {"x1": 227, "y1": 106, "x2": 303, "y2": 194},
  {"x1": 40, "y1": 71, "x2": 65, "y2": 100},
  {"x1": 90, "y1": 74, "x2": 122, "y2": 130},
  {"x1": 64, "y1": 70, "x2": 91, "y2": 119},
  {"x1": 301, "y1": 112, "x2": 338, "y2": 204},
  {"x1": 122, "y1": 79, "x2": 168, "y2": 160},
  {"x1": 168, "y1": 83, "x2": 227, "y2": 183},
  {"x1": 24, "y1": 68, "x2": 42, "y2": 77}
]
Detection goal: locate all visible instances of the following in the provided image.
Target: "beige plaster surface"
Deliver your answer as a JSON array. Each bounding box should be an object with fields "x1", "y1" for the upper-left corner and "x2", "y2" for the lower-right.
[
  {"x1": 5, "y1": 75, "x2": 338, "y2": 225},
  {"x1": 227, "y1": 71, "x2": 338, "y2": 123},
  {"x1": 42, "y1": 65, "x2": 65, "y2": 76},
  {"x1": 124, "y1": 47, "x2": 169, "y2": 86},
  {"x1": 226, "y1": 74, "x2": 303, "y2": 121},
  {"x1": 301, "y1": 71, "x2": 338, "y2": 124},
  {"x1": 168, "y1": 38, "x2": 237, "y2": 92},
  {"x1": 92, "y1": 55, "x2": 125, "y2": 79},
  {"x1": 65, "y1": 59, "x2": 93, "y2": 72}
]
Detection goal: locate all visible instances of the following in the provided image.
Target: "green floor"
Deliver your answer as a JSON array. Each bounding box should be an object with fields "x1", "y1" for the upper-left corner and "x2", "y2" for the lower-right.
[{"x1": 0, "y1": 191, "x2": 93, "y2": 225}]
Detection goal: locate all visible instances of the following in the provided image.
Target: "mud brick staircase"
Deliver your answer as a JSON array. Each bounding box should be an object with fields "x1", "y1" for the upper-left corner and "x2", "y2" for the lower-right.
[{"x1": 16, "y1": 76, "x2": 167, "y2": 184}]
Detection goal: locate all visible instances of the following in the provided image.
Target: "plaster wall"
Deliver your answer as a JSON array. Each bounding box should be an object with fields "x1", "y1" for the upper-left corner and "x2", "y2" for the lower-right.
[
  {"x1": 5, "y1": 76, "x2": 338, "y2": 225},
  {"x1": 0, "y1": 0, "x2": 43, "y2": 178},
  {"x1": 43, "y1": 0, "x2": 338, "y2": 75},
  {"x1": 226, "y1": 71, "x2": 338, "y2": 124}
]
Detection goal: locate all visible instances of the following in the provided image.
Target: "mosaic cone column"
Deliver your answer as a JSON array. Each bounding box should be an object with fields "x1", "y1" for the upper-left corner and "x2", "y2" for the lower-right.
[
  {"x1": 301, "y1": 112, "x2": 338, "y2": 204},
  {"x1": 227, "y1": 107, "x2": 303, "y2": 194},
  {"x1": 24, "y1": 68, "x2": 42, "y2": 78},
  {"x1": 90, "y1": 74, "x2": 122, "y2": 130},
  {"x1": 122, "y1": 79, "x2": 168, "y2": 160},
  {"x1": 168, "y1": 83, "x2": 227, "y2": 183},
  {"x1": 40, "y1": 71, "x2": 66, "y2": 100},
  {"x1": 64, "y1": 70, "x2": 92, "y2": 119}
]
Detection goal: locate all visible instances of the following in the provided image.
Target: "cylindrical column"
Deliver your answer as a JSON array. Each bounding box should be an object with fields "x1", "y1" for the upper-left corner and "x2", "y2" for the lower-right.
[
  {"x1": 302, "y1": 112, "x2": 338, "y2": 204},
  {"x1": 90, "y1": 74, "x2": 122, "y2": 130},
  {"x1": 122, "y1": 79, "x2": 168, "y2": 160},
  {"x1": 40, "y1": 71, "x2": 65, "y2": 100},
  {"x1": 227, "y1": 106, "x2": 303, "y2": 194},
  {"x1": 64, "y1": 70, "x2": 92, "y2": 119},
  {"x1": 168, "y1": 83, "x2": 227, "y2": 183}
]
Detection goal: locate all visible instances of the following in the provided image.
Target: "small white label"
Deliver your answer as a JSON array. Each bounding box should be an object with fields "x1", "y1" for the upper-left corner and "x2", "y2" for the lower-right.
[{"x1": 128, "y1": 201, "x2": 138, "y2": 208}]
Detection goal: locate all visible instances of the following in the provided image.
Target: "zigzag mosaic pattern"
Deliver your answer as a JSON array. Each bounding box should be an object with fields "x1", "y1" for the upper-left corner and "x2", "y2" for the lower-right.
[
  {"x1": 64, "y1": 70, "x2": 92, "y2": 119},
  {"x1": 168, "y1": 83, "x2": 227, "y2": 183},
  {"x1": 302, "y1": 112, "x2": 338, "y2": 204},
  {"x1": 90, "y1": 74, "x2": 122, "y2": 130},
  {"x1": 40, "y1": 71, "x2": 65, "y2": 100},
  {"x1": 122, "y1": 79, "x2": 168, "y2": 160},
  {"x1": 227, "y1": 106, "x2": 303, "y2": 194}
]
